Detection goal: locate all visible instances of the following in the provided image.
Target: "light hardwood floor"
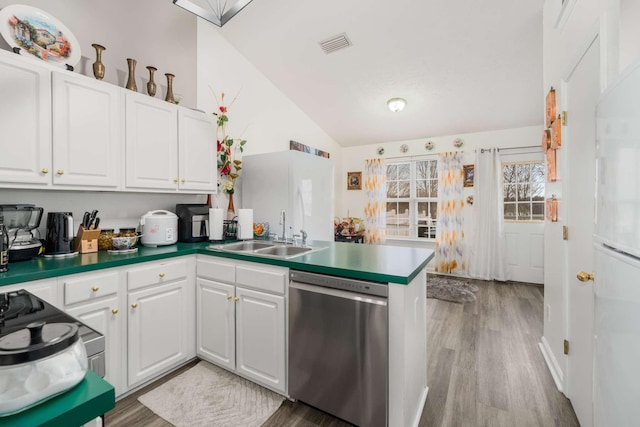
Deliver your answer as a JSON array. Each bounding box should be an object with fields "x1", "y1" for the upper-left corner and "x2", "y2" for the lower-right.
[{"x1": 105, "y1": 279, "x2": 579, "y2": 427}]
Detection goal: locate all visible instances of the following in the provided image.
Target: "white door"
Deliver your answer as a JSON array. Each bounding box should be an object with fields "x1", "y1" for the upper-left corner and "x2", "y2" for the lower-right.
[
  {"x1": 128, "y1": 280, "x2": 188, "y2": 387},
  {"x1": 196, "y1": 278, "x2": 235, "y2": 370},
  {"x1": 502, "y1": 151, "x2": 545, "y2": 284},
  {"x1": 52, "y1": 72, "x2": 121, "y2": 188},
  {"x1": 0, "y1": 52, "x2": 52, "y2": 187},
  {"x1": 178, "y1": 109, "x2": 217, "y2": 192},
  {"x1": 125, "y1": 92, "x2": 178, "y2": 190},
  {"x1": 564, "y1": 36, "x2": 600, "y2": 427},
  {"x1": 66, "y1": 295, "x2": 123, "y2": 396},
  {"x1": 235, "y1": 286, "x2": 286, "y2": 393}
]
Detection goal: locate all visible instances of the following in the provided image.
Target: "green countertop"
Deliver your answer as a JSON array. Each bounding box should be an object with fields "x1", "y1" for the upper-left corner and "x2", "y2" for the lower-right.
[
  {"x1": 1, "y1": 370, "x2": 115, "y2": 427},
  {"x1": 0, "y1": 240, "x2": 433, "y2": 286}
]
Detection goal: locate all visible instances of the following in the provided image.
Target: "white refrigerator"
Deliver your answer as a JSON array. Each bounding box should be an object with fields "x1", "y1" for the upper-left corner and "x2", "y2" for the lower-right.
[
  {"x1": 241, "y1": 150, "x2": 334, "y2": 242},
  {"x1": 594, "y1": 58, "x2": 640, "y2": 427}
]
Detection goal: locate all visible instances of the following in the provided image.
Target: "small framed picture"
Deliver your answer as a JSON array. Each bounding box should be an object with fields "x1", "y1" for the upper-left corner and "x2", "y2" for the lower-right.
[
  {"x1": 463, "y1": 165, "x2": 474, "y2": 187},
  {"x1": 347, "y1": 171, "x2": 362, "y2": 190}
]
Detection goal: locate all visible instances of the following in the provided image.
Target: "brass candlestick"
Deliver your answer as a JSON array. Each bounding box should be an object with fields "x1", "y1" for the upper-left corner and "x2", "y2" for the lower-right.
[
  {"x1": 126, "y1": 58, "x2": 137, "y2": 91},
  {"x1": 91, "y1": 44, "x2": 106, "y2": 80},
  {"x1": 146, "y1": 66, "x2": 157, "y2": 97},
  {"x1": 165, "y1": 73, "x2": 175, "y2": 103}
]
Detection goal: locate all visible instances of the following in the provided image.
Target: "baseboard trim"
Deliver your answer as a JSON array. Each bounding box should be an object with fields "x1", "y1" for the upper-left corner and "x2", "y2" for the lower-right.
[
  {"x1": 539, "y1": 337, "x2": 563, "y2": 392},
  {"x1": 410, "y1": 386, "x2": 429, "y2": 427}
]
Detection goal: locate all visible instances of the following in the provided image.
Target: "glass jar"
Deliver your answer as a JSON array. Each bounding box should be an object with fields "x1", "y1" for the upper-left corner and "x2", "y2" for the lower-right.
[
  {"x1": 118, "y1": 227, "x2": 137, "y2": 238},
  {"x1": 98, "y1": 229, "x2": 115, "y2": 251}
]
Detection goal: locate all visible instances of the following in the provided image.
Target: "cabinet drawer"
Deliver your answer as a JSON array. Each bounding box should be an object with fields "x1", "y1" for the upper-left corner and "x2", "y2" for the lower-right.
[
  {"x1": 127, "y1": 258, "x2": 188, "y2": 291},
  {"x1": 236, "y1": 263, "x2": 288, "y2": 295},
  {"x1": 63, "y1": 271, "x2": 119, "y2": 305},
  {"x1": 197, "y1": 257, "x2": 235, "y2": 284}
]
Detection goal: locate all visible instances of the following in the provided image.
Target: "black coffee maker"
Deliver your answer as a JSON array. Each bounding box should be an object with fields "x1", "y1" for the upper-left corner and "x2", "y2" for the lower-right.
[
  {"x1": 45, "y1": 212, "x2": 75, "y2": 255},
  {"x1": 0, "y1": 204, "x2": 44, "y2": 262}
]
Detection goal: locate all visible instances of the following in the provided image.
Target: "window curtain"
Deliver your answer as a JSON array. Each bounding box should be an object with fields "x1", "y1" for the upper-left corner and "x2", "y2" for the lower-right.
[
  {"x1": 435, "y1": 152, "x2": 466, "y2": 274},
  {"x1": 364, "y1": 158, "x2": 386, "y2": 244},
  {"x1": 469, "y1": 148, "x2": 510, "y2": 281}
]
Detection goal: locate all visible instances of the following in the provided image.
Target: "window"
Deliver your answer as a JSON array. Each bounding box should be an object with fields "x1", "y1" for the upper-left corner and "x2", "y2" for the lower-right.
[
  {"x1": 503, "y1": 161, "x2": 545, "y2": 221},
  {"x1": 386, "y1": 159, "x2": 438, "y2": 239}
]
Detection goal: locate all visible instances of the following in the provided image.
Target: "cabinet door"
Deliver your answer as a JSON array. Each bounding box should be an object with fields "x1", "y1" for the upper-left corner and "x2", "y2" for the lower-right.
[
  {"x1": 0, "y1": 51, "x2": 51, "y2": 186},
  {"x1": 235, "y1": 286, "x2": 286, "y2": 393},
  {"x1": 196, "y1": 278, "x2": 235, "y2": 370},
  {"x1": 127, "y1": 279, "x2": 188, "y2": 387},
  {"x1": 178, "y1": 109, "x2": 217, "y2": 192},
  {"x1": 0, "y1": 278, "x2": 60, "y2": 308},
  {"x1": 52, "y1": 72, "x2": 121, "y2": 188},
  {"x1": 125, "y1": 92, "x2": 178, "y2": 190},
  {"x1": 66, "y1": 295, "x2": 124, "y2": 396}
]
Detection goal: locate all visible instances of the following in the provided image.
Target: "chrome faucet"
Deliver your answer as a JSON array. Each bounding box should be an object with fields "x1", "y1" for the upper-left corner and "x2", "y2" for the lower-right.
[
  {"x1": 279, "y1": 210, "x2": 286, "y2": 242},
  {"x1": 300, "y1": 229, "x2": 308, "y2": 246}
]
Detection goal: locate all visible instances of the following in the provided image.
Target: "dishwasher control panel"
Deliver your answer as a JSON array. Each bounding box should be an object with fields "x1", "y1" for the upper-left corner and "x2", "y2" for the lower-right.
[{"x1": 290, "y1": 270, "x2": 388, "y2": 297}]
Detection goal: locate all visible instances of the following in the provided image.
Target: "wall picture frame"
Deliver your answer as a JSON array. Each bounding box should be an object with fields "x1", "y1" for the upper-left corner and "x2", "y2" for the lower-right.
[
  {"x1": 347, "y1": 171, "x2": 362, "y2": 190},
  {"x1": 463, "y1": 164, "x2": 474, "y2": 187}
]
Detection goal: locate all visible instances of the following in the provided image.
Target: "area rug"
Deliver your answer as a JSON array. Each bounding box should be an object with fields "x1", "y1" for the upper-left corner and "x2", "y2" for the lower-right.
[
  {"x1": 138, "y1": 361, "x2": 284, "y2": 427},
  {"x1": 427, "y1": 274, "x2": 479, "y2": 303}
]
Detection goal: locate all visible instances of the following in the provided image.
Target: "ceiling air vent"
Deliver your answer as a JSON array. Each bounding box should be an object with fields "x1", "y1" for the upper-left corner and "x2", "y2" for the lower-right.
[{"x1": 319, "y1": 33, "x2": 352, "y2": 54}]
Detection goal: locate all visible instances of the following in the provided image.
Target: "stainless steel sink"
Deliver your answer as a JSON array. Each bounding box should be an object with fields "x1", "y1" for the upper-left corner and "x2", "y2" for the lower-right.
[
  {"x1": 207, "y1": 240, "x2": 326, "y2": 259},
  {"x1": 254, "y1": 246, "x2": 313, "y2": 257},
  {"x1": 213, "y1": 241, "x2": 275, "y2": 251}
]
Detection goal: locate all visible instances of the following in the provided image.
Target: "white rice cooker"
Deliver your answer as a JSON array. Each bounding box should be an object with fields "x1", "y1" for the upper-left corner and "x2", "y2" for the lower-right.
[{"x1": 139, "y1": 210, "x2": 178, "y2": 247}]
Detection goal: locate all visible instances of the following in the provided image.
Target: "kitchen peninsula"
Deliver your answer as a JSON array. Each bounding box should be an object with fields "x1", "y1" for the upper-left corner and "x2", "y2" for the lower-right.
[{"x1": 0, "y1": 241, "x2": 433, "y2": 427}]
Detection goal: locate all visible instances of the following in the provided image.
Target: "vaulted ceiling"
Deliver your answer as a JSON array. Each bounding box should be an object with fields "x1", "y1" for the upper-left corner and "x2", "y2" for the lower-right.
[{"x1": 216, "y1": 0, "x2": 543, "y2": 147}]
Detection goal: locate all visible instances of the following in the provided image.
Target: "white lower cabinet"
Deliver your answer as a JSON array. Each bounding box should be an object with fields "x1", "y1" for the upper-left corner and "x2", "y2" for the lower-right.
[
  {"x1": 126, "y1": 257, "x2": 195, "y2": 389},
  {"x1": 235, "y1": 286, "x2": 285, "y2": 391},
  {"x1": 196, "y1": 257, "x2": 287, "y2": 394},
  {"x1": 66, "y1": 295, "x2": 123, "y2": 396}
]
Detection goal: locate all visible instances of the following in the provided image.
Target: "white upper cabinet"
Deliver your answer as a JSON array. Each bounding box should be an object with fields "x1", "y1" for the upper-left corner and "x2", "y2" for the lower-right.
[
  {"x1": 0, "y1": 51, "x2": 52, "y2": 187},
  {"x1": 125, "y1": 92, "x2": 179, "y2": 191},
  {"x1": 52, "y1": 71, "x2": 121, "y2": 189},
  {"x1": 178, "y1": 108, "x2": 217, "y2": 192}
]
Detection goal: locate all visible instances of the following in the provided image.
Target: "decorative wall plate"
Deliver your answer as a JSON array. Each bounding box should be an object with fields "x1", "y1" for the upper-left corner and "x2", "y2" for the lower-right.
[
  {"x1": 425, "y1": 141, "x2": 435, "y2": 150},
  {"x1": 377, "y1": 147, "x2": 385, "y2": 155},
  {"x1": 453, "y1": 138, "x2": 464, "y2": 148},
  {"x1": 400, "y1": 144, "x2": 409, "y2": 153},
  {"x1": 0, "y1": 5, "x2": 81, "y2": 66}
]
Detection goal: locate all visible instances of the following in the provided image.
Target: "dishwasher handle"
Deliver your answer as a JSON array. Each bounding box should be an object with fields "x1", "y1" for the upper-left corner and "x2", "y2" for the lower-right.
[{"x1": 290, "y1": 281, "x2": 387, "y2": 306}]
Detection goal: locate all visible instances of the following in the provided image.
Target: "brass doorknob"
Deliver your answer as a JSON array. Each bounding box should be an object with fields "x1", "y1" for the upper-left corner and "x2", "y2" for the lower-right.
[
  {"x1": 181, "y1": 178, "x2": 185, "y2": 183},
  {"x1": 159, "y1": 272, "x2": 165, "y2": 278},
  {"x1": 57, "y1": 169, "x2": 64, "y2": 175},
  {"x1": 173, "y1": 178, "x2": 178, "y2": 183},
  {"x1": 131, "y1": 303, "x2": 138, "y2": 309},
  {"x1": 577, "y1": 271, "x2": 595, "y2": 282},
  {"x1": 92, "y1": 286, "x2": 99, "y2": 292},
  {"x1": 227, "y1": 295, "x2": 232, "y2": 300},
  {"x1": 112, "y1": 308, "x2": 119, "y2": 314},
  {"x1": 41, "y1": 168, "x2": 49, "y2": 174},
  {"x1": 234, "y1": 297, "x2": 240, "y2": 302}
]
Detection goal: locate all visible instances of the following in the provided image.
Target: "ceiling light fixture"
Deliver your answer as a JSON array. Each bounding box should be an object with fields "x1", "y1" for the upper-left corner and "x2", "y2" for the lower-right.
[
  {"x1": 173, "y1": 0, "x2": 254, "y2": 27},
  {"x1": 387, "y1": 98, "x2": 406, "y2": 113}
]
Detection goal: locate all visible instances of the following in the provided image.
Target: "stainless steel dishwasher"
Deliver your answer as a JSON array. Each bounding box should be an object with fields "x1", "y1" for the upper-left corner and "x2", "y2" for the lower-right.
[{"x1": 288, "y1": 270, "x2": 388, "y2": 427}]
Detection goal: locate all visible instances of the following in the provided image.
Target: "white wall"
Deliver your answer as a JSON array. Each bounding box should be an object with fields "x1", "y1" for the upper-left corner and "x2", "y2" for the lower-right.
[
  {"x1": 0, "y1": 0, "x2": 198, "y2": 107},
  {"x1": 541, "y1": 0, "x2": 640, "y2": 393},
  {"x1": 339, "y1": 126, "x2": 542, "y2": 255},
  {"x1": 195, "y1": 20, "x2": 343, "y2": 212}
]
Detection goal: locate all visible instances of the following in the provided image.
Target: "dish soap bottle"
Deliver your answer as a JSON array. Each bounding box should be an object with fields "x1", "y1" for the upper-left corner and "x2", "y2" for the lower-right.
[{"x1": 0, "y1": 220, "x2": 9, "y2": 272}]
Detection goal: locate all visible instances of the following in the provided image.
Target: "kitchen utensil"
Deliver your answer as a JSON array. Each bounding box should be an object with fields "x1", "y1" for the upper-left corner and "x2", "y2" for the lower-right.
[
  {"x1": 82, "y1": 212, "x2": 91, "y2": 229},
  {"x1": 88, "y1": 210, "x2": 98, "y2": 228},
  {"x1": 44, "y1": 212, "x2": 74, "y2": 255},
  {"x1": 0, "y1": 320, "x2": 88, "y2": 416},
  {"x1": 140, "y1": 210, "x2": 178, "y2": 247},
  {"x1": 92, "y1": 217, "x2": 100, "y2": 229}
]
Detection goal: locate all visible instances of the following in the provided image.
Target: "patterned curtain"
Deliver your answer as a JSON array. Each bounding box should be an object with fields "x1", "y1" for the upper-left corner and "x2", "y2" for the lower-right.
[
  {"x1": 435, "y1": 152, "x2": 466, "y2": 274},
  {"x1": 364, "y1": 158, "x2": 387, "y2": 244}
]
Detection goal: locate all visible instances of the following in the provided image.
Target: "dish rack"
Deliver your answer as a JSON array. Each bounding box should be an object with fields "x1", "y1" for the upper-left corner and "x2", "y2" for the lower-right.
[{"x1": 223, "y1": 220, "x2": 238, "y2": 240}]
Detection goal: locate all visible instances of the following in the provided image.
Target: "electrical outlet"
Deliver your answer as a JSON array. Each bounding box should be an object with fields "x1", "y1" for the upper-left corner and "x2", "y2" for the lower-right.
[{"x1": 545, "y1": 304, "x2": 551, "y2": 322}]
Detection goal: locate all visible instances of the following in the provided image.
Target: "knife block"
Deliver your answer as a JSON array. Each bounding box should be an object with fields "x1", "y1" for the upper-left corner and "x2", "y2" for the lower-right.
[{"x1": 75, "y1": 226, "x2": 101, "y2": 253}]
